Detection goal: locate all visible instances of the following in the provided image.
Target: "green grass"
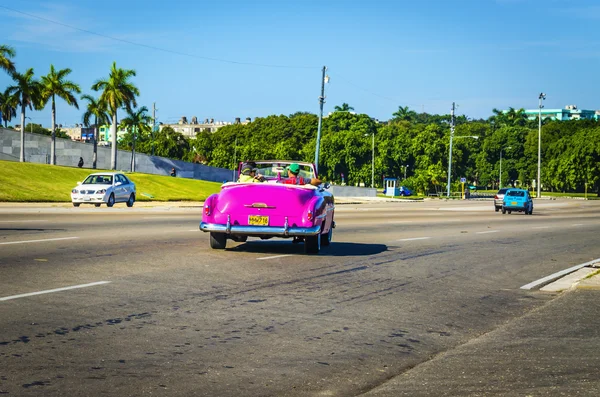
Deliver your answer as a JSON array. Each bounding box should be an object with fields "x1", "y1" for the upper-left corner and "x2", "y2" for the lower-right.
[{"x1": 0, "y1": 160, "x2": 222, "y2": 202}]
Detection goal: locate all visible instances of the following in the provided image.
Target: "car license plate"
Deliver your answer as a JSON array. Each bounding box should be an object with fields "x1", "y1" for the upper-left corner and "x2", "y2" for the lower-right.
[
  {"x1": 511, "y1": 201, "x2": 517, "y2": 205},
  {"x1": 84, "y1": 196, "x2": 91, "y2": 201},
  {"x1": 248, "y1": 215, "x2": 269, "y2": 226}
]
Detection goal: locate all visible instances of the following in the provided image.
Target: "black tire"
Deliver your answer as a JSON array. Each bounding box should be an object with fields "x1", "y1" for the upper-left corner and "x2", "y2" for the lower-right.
[
  {"x1": 508, "y1": 210, "x2": 511, "y2": 214},
  {"x1": 304, "y1": 234, "x2": 321, "y2": 254},
  {"x1": 501, "y1": 207, "x2": 506, "y2": 214},
  {"x1": 94, "y1": 203, "x2": 101, "y2": 207},
  {"x1": 209, "y1": 232, "x2": 227, "y2": 249},
  {"x1": 126, "y1": 193, "x2": 135, "y2": 207},
  {"x1": 321, "y1": 225, "x2": 333, "y2": 246},
  {"x1": 73, "y1": 202, "x2": 80, "y2": 207},
  {"x1": 106, "y1": 194, "x2": 115, "y2": 207},
  {"x1": 495, "y1": 206, "x2": 500, "y2": 212}
]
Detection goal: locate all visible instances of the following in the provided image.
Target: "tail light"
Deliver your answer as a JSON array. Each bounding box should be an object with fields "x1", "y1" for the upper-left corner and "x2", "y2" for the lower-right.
[
  {"x1": 204, "y1": 204, "x2": 211, "y2": 216},
  {"x1": 307, "y1": 210, "x2": 313, "y2": 221},
  {"x1": 494, "y1": 195, "x2": 499, "y2": 199}
]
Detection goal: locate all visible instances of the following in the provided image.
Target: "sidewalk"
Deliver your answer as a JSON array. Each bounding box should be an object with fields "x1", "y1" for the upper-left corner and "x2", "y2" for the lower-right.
[{"x1": 364, "y1": 274, "x2": 600, "y2": 396}]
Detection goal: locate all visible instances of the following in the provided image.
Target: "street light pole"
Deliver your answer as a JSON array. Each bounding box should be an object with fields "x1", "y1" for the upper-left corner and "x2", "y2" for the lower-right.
[
  {"x1": 446, "y1": 102, "x2": 456, "y2": 197},
  {"x1": 403, "y1": 165, "x2": 407, "y2": 181},
  {"x1": 499, "y1": 146, "x2": 512, "y2": 188},
  {"x1": 314, "y1": 66, "x2": 328, "y2": 175},
  {"x1": 233, "y1": 136, "x2": 238, "y2": 181},
  {"x1": 371, "y1": 131, "x2": 374, "y2": 188},
  {"x1": 537, "y1": 93, "x2": 546, "y2": 198}
]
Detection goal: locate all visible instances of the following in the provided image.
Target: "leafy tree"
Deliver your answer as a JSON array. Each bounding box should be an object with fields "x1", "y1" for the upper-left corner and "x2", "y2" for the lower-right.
[
  {"x1": 118, "y1": 106, "x2": 151, "y2": 172},
  {"x1": 153, "y1": 127, "x2": 189, "y2": 160},
  {"x1": 0, "y1": 88, "x2": 18, "y2": 127},
  {"x1": 0, "y1": 44, "x2": 16, "y2": 76},
  {"x1": 40, "y1": 65, "x2": 81, "y2": 165},
  {"x1": 6, "y1": 68, "x2": 42, "y2": 162},
  {"x1": 81, "y1": 94, "x2": 110, "y2": 169},
  {"x1": 92, "y1": 62, "x2": 139, "y2": 170}
]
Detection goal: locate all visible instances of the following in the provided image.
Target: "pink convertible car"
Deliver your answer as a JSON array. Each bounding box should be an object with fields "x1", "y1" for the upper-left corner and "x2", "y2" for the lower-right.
[{"x1": 200, "y1": 161, "x2": 335, "y2": 254}]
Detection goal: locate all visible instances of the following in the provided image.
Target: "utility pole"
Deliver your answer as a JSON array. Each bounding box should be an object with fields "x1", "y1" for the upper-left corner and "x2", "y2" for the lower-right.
[
  {"x1": 314, "y1": 66, "x2": 327, "y2": 175},
  {"x1": 152, "y1": 102, "x2": 156, "y2": 157},
  {"x1": 446, "y1": 102, "x2": 455, "y2": 197},
  {"x1": 537, "y1": 93, "x2": 545, "y2": 198}
]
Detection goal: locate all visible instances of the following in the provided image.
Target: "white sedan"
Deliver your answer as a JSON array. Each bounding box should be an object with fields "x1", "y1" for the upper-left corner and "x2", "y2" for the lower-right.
[{"x1": 71, "y1": 172, "x2": 136, "y2": 207}]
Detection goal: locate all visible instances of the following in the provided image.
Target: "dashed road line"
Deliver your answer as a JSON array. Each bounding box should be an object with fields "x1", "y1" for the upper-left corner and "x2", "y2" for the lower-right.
[
  {"x1": 257, "y1": 254, "x2": 293, "y2": 260},
  {"x1": 531, "y1": 226, "x2": 550, "y2": 230},
  {"x1": 571, "y1": 224, "x2": 583, "y2": 227},
  {"x1": 0, "y1": 220, "x2": 48, "y2": 223},
  {"x1": 397, "y1": 237, "x2": 431, "y2": 242},
  {"x1": 0, "y1": 281, "x2": 111, "y2": 302},
  {"x1": 475, "y1": 230, "x2": 499, "y2": 234},
  {"x1": 0, "y1": 236, "x2": 79, "y2": 246}
]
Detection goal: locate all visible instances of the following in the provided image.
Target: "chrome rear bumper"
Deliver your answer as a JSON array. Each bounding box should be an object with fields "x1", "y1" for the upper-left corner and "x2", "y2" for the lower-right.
[{"x1": 200, "y1": 221, "x2": 321, "y2": 237}]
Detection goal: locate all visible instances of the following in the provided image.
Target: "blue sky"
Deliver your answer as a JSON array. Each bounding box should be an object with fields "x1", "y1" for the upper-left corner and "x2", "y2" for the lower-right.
[{"x1": 1, "y1": 0, "x2": 599, "y2": 128}]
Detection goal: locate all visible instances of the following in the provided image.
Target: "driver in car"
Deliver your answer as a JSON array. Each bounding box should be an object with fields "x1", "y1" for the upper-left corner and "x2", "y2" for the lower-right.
[{"x1": 238, "y1": 162, "x2": 265, "y2": 183}]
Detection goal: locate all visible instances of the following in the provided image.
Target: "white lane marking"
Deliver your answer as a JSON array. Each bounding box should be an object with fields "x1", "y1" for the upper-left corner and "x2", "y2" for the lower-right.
[
  {"x1": 475, "y1": 230, "x2": 499, "y2": 234},
  {"x1": 386, "y1": 221, "x2": 413, "y2": 224},
  {"x1": 572, "y1": 224, "x2": 583, "y2": 227},
  {"x1": 531, "y1": 226, "x2": 550, "y2": 230},
  {"x1": 257, "y1": 254, "x2": 292, "y2": 260},
  {"x1": 521, "y1": 258, "x2": 600, "y2": 290},
  {"x1": 0, "y1": 236, "x2": 79, "y2": 246},
  {"x1": 397, "y1": 237, "x2": 431, "y2": 242},
  {"x1": 188, "y1": 229, "x2": 200, "y2": 232},
  {"x1": 0, "y1": 281, "x2": 111, "y2": 302},
  {"x1": 0, "y1": 220, "x2": 48, "y2": 223}
]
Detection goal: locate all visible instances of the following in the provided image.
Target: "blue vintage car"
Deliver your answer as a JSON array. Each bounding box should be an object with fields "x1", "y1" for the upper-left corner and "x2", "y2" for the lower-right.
[{"x1": 502, "y1": 188, "x2": 533, "y2": 215}]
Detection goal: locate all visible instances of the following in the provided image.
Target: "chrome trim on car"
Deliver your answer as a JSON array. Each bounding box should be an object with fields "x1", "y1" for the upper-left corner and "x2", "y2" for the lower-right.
[{"x1": 200, "y1": 222, "x2": 321, "y2": 237}]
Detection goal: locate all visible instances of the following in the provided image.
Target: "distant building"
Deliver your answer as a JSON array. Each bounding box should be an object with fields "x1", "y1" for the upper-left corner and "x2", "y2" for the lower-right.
[
  {"x1": 62, "y1": 124, "x2": 95, "y2": 141},
  {"x1": 159, "y1": 117, "x2": 250, "y2": 138},
  {"x1": 98, "y1": 125, "x2": 129, "y2": 142},
  {"x1": 523, "y1": 105, "x2": 599, "y2": 121}
]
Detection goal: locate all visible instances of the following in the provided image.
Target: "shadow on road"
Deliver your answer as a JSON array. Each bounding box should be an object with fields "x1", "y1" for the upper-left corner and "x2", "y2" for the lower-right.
[{"x1": 229, "y1": 240, "x2": 388, "y2": 256}]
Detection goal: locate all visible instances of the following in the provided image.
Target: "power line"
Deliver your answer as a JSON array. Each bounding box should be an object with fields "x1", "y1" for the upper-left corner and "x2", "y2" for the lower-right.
[{"x1": 0, "y1": 5, "x2": 319, "y2": 70}]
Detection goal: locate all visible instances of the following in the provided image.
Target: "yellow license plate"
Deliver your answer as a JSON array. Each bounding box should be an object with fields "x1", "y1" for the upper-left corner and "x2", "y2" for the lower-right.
[
  {"x1": 248, "y1": 215, "x2": 269, "y2": 226},
  {"x1": 511, "y1": 201, "x2": 517, "y2": 205}
]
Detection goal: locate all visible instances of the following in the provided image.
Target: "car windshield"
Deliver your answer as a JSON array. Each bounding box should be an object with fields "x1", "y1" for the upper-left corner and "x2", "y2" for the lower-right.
[
  {"x1": 83, "y1": 175, "x2": 113, "y2": 185},
  {"x1": 251, "y1": 162, "x2": 315, "y2": 180},
  {"x1": 506, "y1": 190, "x2": 525, "y2": 197},
  {"x1": 497, "y1": 189, "x2": 508, "y2": 194}
]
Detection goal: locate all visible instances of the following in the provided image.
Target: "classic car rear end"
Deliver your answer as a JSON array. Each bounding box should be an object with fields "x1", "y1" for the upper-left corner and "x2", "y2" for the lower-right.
[{"x1": 200, "y1": 162, "x2": 334, "y2": 254}]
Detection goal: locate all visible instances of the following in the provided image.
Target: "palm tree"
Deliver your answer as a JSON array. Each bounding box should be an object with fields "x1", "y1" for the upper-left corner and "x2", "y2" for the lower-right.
[
  {"x1": 119, "y1": 106, "x2": 151, "y2": 172},
  {"x1": 91, "y1": 62, "x2": 140, "y2": 170},
  {"x1": 0, "y1": 44, "x2": 16, "y2": 76},
  {"x1": 6, "y1": 68, "x2": 42, "y2": 162},
  {"x1": 334, "y1": 103, "x2": 354, "y2": 112},
  {"x1": 393, "y1": 105, "x2": 417, "y2": 122},
  {"x1": 40, "y1": 65, "x2": 81, "y2": 165},
  {"x1": 82, "y1": 94, "x2": 110, "y2": 169},
  {"x1": 0, "y1": 88, "x2": 18, "y2": 127}
]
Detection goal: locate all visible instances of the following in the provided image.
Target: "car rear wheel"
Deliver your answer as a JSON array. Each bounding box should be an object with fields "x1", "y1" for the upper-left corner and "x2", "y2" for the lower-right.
[
  {"x1": 304, "y1": 233, "x2": 321, "y2": 254},
  {"x1": 106, "y1": 194, "x2": 115, "y2": 207},
  {"x1": 73, "y1": 203, "x2": 80, "y2": 207},
  {"x1": 94, "y1": 203, "x2": 101, "y2": 207},
  {"x1": 321, "y1": 226, "x2": 333, "y2": 246},
  {"x1": 126, "y1": 193, "x2": 135, "y2": 207},
  {"x1": 495, "y1": 206, "x2": 500, "y2": 212},
  {"x1": 209, "y1": 232, "x2": 227, "y2": 249},
  {"x1": 501, "y1": 207, "x2": 506, "y2": 214}
]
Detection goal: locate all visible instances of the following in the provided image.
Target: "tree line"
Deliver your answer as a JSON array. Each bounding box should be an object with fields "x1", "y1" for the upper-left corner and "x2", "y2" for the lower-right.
[{"x1": 2, "y1": 44, "x2": 599, "y2": 194}]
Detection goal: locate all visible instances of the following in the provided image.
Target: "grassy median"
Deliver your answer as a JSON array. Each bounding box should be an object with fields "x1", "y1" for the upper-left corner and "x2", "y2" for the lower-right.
[{"x1": 0, "y1": 160, "x2": 222, "y2": 202}]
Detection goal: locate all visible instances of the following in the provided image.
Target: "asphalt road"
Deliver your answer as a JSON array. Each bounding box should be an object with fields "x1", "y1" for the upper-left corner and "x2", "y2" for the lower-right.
[{"x1": 1, "y1": 199, "x2": 599, "y2": 396}]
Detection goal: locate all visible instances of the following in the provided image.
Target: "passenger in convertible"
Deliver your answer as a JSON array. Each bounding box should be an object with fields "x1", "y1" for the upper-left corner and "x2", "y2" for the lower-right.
[
  {"x1": 238, "y1": 162, "x2": 265, "y2": 183},
  {"x1": 281, "y1": 163, "x2": 322, "y2": 186}
]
